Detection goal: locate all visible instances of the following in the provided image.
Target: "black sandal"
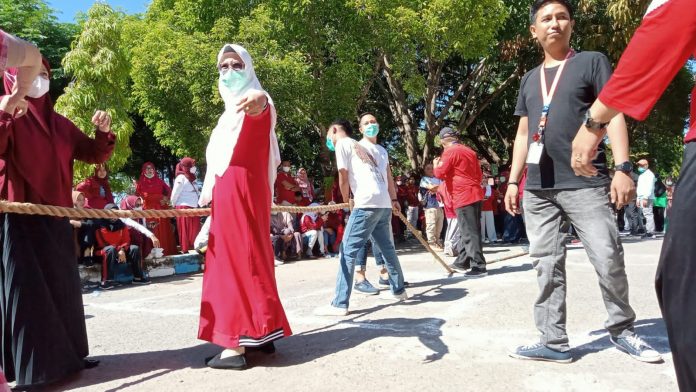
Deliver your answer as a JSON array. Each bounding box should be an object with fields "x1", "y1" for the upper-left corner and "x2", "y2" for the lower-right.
[{"x1": 206, "y1": 352, "x2": 247, "y2": 370}]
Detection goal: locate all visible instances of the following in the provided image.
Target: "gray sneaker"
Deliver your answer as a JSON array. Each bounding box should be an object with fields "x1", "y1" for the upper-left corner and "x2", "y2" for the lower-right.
[
  {"x1": 354, "y1": 279, "x2": 379, "y2": 295},
  {"x1": 610, "y1": 335, "x2": 663, "y2": 363},
  {"x1": 509, "y1": 342, "x2": 572, "y2": 363}
]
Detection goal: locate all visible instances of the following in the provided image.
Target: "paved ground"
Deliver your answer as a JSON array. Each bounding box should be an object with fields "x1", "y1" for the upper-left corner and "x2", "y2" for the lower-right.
[{"x1": 51, "y1": 236, "x2": 675, "y2": 392}]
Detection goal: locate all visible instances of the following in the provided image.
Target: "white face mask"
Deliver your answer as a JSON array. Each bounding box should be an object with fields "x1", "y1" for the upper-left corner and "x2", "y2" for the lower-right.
[
  {"x1": 27, "y1": 76, "x2": 50, "y2": 98},
  {"x1": 145, "y1": 172, "x2": 154, "y2": 179},
  {"x1": 134, "y1": 207, "x2": 143, "y2": 211},
  {"x1": 282, "y1": 166, "x2": 291, "y2": 173},
  {"x1": 190, "y1": 166, "x2": 197, "y2": 175}
]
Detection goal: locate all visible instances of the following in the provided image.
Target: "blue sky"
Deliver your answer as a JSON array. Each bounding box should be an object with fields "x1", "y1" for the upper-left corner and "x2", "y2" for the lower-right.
[{"x1": 48, "y1": 0, "x2": 149, "y2": 23}]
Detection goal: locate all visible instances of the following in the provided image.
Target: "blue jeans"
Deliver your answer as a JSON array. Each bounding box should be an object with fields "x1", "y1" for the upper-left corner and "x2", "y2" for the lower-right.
[
  {"x1": 356, "y1": 240, "x2": 386, "y2": 268},
  {"x1": 323, "y1": 230, "x2": 337, "y2": 254},
  {"x1": 332, "y1": 208, "x2": 405, "y2": 308}
]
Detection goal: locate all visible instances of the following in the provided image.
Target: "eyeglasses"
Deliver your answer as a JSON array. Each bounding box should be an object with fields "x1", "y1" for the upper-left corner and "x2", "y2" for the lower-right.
[{"x1": 218, "y1": 62, "x2": 245, "y2": 72}]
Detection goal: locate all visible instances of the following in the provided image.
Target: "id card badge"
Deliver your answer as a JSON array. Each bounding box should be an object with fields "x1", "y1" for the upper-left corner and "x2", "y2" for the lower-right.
[{"x1": 526, "y1": 142, "x2": 544, "y2": 164}]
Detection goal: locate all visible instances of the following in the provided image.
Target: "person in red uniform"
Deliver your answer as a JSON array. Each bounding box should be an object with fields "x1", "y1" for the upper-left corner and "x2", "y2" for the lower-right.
[
  {"x1": 136, "y1": 162, "x2": 177, "y2": 255},
  {"x1": 197, "y1": 43, "x2": 291, "y2": 370},
  {"x1": 0, "y1": 59, "x2": 114, "y2": 388},
  {"x1": 76, "y1": 163, "x2": 114, "y2": 209},
  {"x1": 275, "y1": 160, "x2": 300, "y2": 204},
  {"x1": 569, "y1": 1, "x2": 696, "y2": 389},
  {"x1": 433, "y1": 127, "x2": 486, "y2": 277}
]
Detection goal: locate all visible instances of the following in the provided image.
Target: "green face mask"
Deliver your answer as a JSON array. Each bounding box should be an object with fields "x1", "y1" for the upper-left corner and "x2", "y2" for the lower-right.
[
  {"x1": 364, "y1": 123, "x2": 379, "y2": 137},
  {"x1": 220, "y1": 70, "x2": 247, "y2": 92},
  {"x1": 326, "y1": 138, "x2": 336, "y2": 152}
]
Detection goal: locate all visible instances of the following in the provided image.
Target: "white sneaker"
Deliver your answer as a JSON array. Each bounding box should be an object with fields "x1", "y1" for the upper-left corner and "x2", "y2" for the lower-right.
[
  {"x1": 274, "y1": 259, "x2": 285, "y2": 266},
  {"x1": 379, "y1": 290, "x2": 408, "y2": 302},
  {"x1": 313, "y1": 305, "x2": 348, "y2": 316}
]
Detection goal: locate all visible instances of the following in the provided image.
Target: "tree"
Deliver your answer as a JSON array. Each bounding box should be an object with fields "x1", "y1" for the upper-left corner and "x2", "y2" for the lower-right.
[{"x1": 54, "y1": 4, "x2": 134, "y2": 183}]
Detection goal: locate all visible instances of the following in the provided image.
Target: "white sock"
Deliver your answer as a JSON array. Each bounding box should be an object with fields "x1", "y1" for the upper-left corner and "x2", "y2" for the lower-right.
[{"x1": 220, "y1": 347, "x2": 245, "y2": 358}]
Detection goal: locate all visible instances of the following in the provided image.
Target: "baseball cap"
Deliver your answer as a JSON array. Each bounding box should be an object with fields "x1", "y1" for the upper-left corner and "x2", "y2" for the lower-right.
[{"x1": 438, "y1": 127, "x2": 458, "y2": 139}]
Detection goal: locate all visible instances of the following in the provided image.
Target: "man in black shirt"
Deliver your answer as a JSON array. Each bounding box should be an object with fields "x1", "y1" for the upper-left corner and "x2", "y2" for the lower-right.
[{"x1": 504, "y1": 0, "x2": 661, "y2": 364}]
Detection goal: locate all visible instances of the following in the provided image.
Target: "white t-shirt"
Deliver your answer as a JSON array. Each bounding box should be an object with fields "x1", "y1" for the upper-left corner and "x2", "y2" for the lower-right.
[
  {"x1": 335, "y1": 137, "x2": 392, "y2": 209},
  {"x1": 171, "y1": 174, "x2": 200, "y2": 208}
]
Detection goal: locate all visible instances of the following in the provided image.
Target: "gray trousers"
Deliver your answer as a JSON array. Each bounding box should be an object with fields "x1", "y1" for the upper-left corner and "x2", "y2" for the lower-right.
[{"x1": 524, "y1": 187, "x2": 636, "y2": 351}]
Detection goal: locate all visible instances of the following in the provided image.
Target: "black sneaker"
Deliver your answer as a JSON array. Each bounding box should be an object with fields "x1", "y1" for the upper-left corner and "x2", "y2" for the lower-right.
[
  {"x1": 133, "y1": 277, "x2": 152, "y2": 285},
  {"x1": 99, "y1": 281, "x2": 120, "y2": 290},
  {"x1": 509, "y1": 342, "x2": 572, "y2": 363},
  {"x1": 610, "y1": 335, "x2": 662, "y2": 363},
  {"x1": 464, "y1": 268, "x2": 488, "y2": 278},
  {"x1": 448, "y1": 263, "x2": 469, "y2": 273}
]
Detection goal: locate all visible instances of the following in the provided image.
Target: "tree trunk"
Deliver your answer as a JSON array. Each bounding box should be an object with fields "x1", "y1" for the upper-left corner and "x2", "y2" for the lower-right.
[{"x1": 381, "y1": 54, "x2": 421, "y2": 172}]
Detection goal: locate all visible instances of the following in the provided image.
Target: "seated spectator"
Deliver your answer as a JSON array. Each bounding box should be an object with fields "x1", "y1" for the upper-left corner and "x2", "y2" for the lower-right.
[
  {"x1": 76, "y1": 163, "x2": 114, "y2": 209},
  {"x1": 300, "y1": 203, "x2": 327, "y2": 258},
  {"x1": 120, "y1": 195, "x2": 161, "y2": 260},
  {"x1": 95, "y1": 204, "x2": 150, "y2": 289},
  {"x1": 271, "y1": 209, "x2": 302, "y2": 263},
  {"x1": 323, "y1": 202, "x2": 344, "y2": 256},
  {"x1": 70, "y1": 191, "x2": 100, "y2": 265}
]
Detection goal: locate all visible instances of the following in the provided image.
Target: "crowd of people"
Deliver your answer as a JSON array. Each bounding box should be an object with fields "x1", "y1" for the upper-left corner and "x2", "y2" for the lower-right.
[{"x1": 0, "y1": 0, "x2": 695, "y2": 390}]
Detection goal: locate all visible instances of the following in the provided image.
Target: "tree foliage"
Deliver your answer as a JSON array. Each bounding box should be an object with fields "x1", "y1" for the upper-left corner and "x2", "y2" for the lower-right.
[
  {"x1": 54, "y1": 4, "x2": 134, "y2": 183},
  {"x1": 0, "y1": 0, "x2": 79, "y2": 97}
]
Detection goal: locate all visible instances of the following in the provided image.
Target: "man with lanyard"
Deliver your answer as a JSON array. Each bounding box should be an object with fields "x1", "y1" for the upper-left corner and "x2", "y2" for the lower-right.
[
  {"x1": 315, "y1": 115, "x2": 407, "y2": 316},
  {"x1": 504, "y1": 0, "x2": 661, "y2": 363},
  {"x1": 569, "y1": 0, "x2": 696, "y2": 388}
]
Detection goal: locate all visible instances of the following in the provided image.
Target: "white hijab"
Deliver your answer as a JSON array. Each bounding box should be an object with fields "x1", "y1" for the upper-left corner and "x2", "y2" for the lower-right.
[
  {"x1": 301, "y1": 203, "x2": 320, "y2": 223},
  {"x1": 199, "y1": 44, "x2": 281, "y2": 206}
]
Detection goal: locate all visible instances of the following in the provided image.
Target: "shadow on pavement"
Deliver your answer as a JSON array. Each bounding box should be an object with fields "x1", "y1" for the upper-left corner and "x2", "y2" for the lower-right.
[
  {"x1": 573, "y1": 318, "x2": 671, "y2": 361},
  {"x1": 50, "y1": 343, "x2": 215, "y2": 391}
]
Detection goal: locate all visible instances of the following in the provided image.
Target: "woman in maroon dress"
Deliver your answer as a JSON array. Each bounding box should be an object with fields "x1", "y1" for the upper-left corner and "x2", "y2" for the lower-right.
[
  {"x1": 135, "y1": 162, "x2": 177, "y2": 255},
  {"x1": 198, "y1": 44, "x2": 291, "y2": 370},
  {"x1": 75, "y1": 163, "x2": 115, "y2": 209},
  {"x1": 0, "y1": 60, "x2": 114, "y2": 388}
]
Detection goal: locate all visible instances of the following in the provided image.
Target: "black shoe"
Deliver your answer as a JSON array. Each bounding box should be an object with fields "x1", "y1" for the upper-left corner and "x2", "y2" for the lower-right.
[
  {"x1": 84, "y1": 359, "x2": 100, "y2": 369},
  {"x1": 133, "y1": 277, "x2": 152, "y2": 285},
  {"x1": 248, "y1": 342, "x2": 275, "y2": 354},
  {"x1": 206, "y1": 352, "x2": 247, "y2": 370},
  {"x1": 449, "y1": 263, "x2": 469, "y2": 273},
  {"x1": 464, "y1": 268, "x2": 488, "y2": 278},
  {"x1": 99, "y1": 281, "x2": 120, "y2": 290}
]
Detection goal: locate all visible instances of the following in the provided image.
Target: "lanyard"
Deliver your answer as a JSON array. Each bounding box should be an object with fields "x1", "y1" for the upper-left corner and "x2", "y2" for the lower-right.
[{"x1": 533, "y1": 49, "x2": 574, "y2": 142}]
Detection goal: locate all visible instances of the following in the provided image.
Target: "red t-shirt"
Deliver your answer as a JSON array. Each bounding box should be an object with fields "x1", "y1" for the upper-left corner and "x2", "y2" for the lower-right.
[
  {"x1": 482, "y1": 190, "x2": 495, "y2": 211},
  {"x1": 275, "y1": 171, "x2": 297, "y2": 204},
  {"x1": 96, "y1": 227, "x2": 131, "y2": 251},
  {"x1": 433, "y1": 144, "x2": 484, "y2": 209},
  {"x1": 598, "y1": 0, "x2": 696, "y2": 142}
]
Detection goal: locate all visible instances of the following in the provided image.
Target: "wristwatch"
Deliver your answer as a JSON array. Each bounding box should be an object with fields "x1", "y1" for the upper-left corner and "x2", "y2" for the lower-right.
[
  {"x1": 583, "y1": 109, "x2": 609, "y2": 131},
  {"x1": 614, "y1": 161, "x2": 633, "y2": 173}
]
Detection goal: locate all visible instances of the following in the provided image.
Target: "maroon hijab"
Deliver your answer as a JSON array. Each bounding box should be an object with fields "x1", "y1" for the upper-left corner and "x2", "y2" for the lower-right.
[
  {"x1": 175, "y1": 157, "x2": 196, "y2": 182},
  {"x1": 1, "y1": 59, "x2": 74, "y2": 206},
  {"x1": 91, "y1": 163, "x2": 113, "y2": 195}
]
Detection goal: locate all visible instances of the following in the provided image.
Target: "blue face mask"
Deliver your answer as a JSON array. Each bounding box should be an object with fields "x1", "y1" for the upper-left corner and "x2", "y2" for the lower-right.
[
  {"x1": 637, "y1": 167, "x2": 647, "y2": 174},
  {"x1": 326, "y1": 138, "x2": 336, "y2": 152},
  {"x1": 220, "y1": 70, "x2": 247, "y2": 92},
  {"x1": 364, "y1": 123, "x2": 379, "y2": 137}
]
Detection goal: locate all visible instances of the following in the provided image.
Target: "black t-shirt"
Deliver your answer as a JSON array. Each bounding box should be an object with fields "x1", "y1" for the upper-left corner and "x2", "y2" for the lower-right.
[{"x1": 515, "y1": 51, "x2": 612, "y2": 190}]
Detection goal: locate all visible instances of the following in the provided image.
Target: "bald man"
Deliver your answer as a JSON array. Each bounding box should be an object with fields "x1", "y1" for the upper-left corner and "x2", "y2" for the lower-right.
[{"x1": 635, "y1": 159, "x2": 656, "y2": 238}]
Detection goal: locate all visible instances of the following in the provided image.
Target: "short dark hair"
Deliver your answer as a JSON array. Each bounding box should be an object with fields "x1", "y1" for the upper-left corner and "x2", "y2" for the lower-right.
[
  {"x1": 358, "y1": 112, "x2": 376, "y2": 124},
  {"x1": 329, "y1": 119, "x2": 353, "y2": 136},
  {"x1": 530, "y1": 0, "x2": 574, "y2": 24}
]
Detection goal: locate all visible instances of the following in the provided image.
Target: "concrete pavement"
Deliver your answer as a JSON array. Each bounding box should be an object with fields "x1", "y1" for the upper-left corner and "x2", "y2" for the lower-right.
[{"x1": 52, "y1": 237, "x2": 676, "y2": 392}]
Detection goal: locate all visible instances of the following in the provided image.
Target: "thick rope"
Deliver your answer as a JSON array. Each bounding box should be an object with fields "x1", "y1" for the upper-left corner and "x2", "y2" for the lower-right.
[
  {"x1": 0, "y1": 200, "x2": 454, "y2": 274},
  {"x1": 0, "y1": 200, "x2": 349, "y2": 219}
]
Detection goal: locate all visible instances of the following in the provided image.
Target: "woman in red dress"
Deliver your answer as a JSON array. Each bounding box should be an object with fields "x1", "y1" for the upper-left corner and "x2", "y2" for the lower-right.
[
  {"x1": 75, "y1": 163, "x2": 115, "y2": 209},
  {"x1": 135, "y1": 162, "x2": 177, "y2": 255},
  {"x1": 198, "y1": 44, "x2": 291, "y2": 370}
]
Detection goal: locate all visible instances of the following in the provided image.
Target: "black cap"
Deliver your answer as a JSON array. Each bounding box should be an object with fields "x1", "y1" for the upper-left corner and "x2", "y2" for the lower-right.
[{"x1": 438, "y1": 127, "x2": 458, "y2": 140}]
